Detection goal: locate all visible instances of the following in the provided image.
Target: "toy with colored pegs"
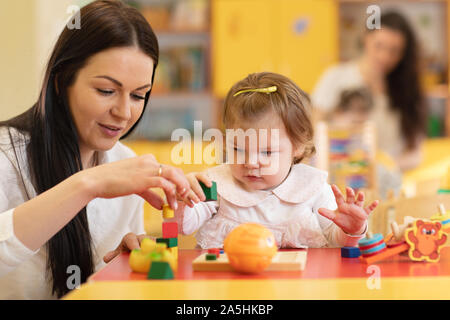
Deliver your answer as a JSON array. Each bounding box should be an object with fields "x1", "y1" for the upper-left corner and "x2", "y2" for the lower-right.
[
  {"x1": 438, "y1": 167, "x2": 450, "y2": 194},
  {"x1": 430, "y1": 204, "x2": 450, "y2": 233},
  {"x1": 358, "y1": 232, "x2": 409, "y2": 264}
]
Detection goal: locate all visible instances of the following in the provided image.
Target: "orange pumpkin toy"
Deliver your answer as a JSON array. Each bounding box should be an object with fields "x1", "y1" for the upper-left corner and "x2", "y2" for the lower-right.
[{"x1": 224, "y1": 223, "x2": 278, "y2": 274}]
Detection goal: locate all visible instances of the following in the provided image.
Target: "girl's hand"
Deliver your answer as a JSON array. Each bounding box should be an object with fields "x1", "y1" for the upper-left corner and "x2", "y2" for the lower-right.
[
  {"x1": 83, "y1": 154, "x2": 191, "y2": 211},
  {"x1": 179, "y1": 172, "x2": 213, "y2": 208},
  {"x1": 103, "y1": 233, "x2": 154, "y2": 263},
  {"x1": 318, "y1": 185, "x2": 379, "y2": 235}
]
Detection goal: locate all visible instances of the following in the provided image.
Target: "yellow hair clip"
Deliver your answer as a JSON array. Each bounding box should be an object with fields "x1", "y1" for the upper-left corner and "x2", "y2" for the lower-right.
[{"x1": 233, "y1": 86, "x2": 277, "y2": 97}]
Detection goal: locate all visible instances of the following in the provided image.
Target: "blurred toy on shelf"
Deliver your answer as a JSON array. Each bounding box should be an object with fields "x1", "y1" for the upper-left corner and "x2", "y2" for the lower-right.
[
  {"x1": 314, "y1": 121, "x2": 377, "y2": 194},
  {"x1": 438, "y1": 167, "x2": 450, "y2": 194}
]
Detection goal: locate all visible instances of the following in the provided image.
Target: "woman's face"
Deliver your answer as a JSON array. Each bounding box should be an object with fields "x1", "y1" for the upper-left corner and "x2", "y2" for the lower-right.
[
  {"x1": 67, "y1": 46, "x2": 154, "y2": 154},
  {"x1": 364, "y1": 27, "x2": 406, "y2": 74}
]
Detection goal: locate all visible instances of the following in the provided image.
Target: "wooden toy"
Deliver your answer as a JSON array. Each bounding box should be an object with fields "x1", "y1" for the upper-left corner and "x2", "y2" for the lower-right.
[
  {"x1": 206, "y1": 254, "x2": 217, "y2": 261},
  {"x1": 168, "y1": 247, "x2": 178, "y2": 260},
  {"x1": 358, "y1": 233, "x2": 386, "y2": 258},
  {"x1": 162, "y1": 204, "x2": 174, "y2": 219},
  {"x1": 155, "y1": 243, "x2": 168, "y2": 253},
  {"x1": 161, "y1": 250, "x2": 177, "y2": 272},
  {"x1": 130, "y1": 214, "x2": 179, "y2": 276},
  {"x1": 147, "y1": 261, "x2": 174, "y2": 280},
  {"x1": 438, "y1": 167, "x2": 450, "y2": 194},
  {"x1": 389, "y1": 216, "x2": 416, "y2": 242},
  {"x1": 157, "y1": 237, "x2": 178, "y2": 248},
  {"x1": 199, "y1": 181, "x2": 217, "y2": 201},
  {"x1": 162, "y1": 222, "x2": 178, "y2": 238},
  {"x1": 315, "y1": 121, "x2": 377, "y2": 194},
  {"x1": 360, "y1": 242, "x2": 409, "y2": 265},
  {"x1": 149, "y1": 252, "x2": 162, "y2": 261},
  {"x1": 129, "y1": 249, "x2": 152, "y2": 274},
  {"x1": 223, "y1": 223, "x2": 277, "y2": 274},
  {"x1": 208, "y1": 248, "x2": 221, "y2": 258},
  {"x1": 358, "y1": 233, "x2": 409, "y2": 264},
  {"x1": 430, "y1": 204, "x2": 450, "y2": 233},
  {"x1": 405, "y1": 219, "x2": 447, "y2": 262},
  {"x1": 140, "y1": 238, "x2": 157, "y2": 254},
  {"x1": 341, "y1": 247, "x2": 361, "y2": 258},
  {"x1": 193, "y1": 251, "x2": 307, "y2": 272}
]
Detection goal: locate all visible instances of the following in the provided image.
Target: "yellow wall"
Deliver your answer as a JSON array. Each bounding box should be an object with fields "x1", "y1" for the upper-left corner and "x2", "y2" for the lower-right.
[
  {"x1": 212, "y1": 0, "x2": 338, "y2": 97},
  {"x1": 0, "y1": 2, "x2": 38, "y2": 120},
  {"x1": 0, "y1": 0, "x2": 75, "y2": 121}
]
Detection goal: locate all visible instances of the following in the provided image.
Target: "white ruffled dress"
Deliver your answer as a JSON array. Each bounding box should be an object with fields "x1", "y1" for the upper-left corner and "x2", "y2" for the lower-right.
[{"x1": 181, "y1": 164, "x2": 366, "y2": 249}]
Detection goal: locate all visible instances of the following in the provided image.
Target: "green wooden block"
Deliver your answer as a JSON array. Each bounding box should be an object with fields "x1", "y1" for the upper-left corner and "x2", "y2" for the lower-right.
[
  {"x1": 149, "y1": 252, "x2": 162, "y2": 261},
  {"x1": 156, "y1": 237, "x2": 178, "y2": 248},
  {"x1": 147, "y1": 261, "x2": 174, "y2": 280},
  {"x1": 438, "y1": 189, "x2": 450, "y2": 194},
  {"x1": 200, "y1": 181, "x2": 217, "y2": 201},
  {"x1": 205, "y1": 254, "x2": 217, "y2": 261}
]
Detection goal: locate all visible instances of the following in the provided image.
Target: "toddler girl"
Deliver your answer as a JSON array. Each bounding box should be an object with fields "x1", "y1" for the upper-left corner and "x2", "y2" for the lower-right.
[{"x1": 177, "y1": 72, "x2": 378, "y2": 249}]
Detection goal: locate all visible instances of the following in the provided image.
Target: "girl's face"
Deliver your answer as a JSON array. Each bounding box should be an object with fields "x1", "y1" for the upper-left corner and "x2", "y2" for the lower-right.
[
  {"x1": 364, "y1": 27, "x2": 406, "y2": 74},
  {"x1": 228, "y1": 111, "x2": 304, "y2": 191},
  {"x1": 67, "y1": 46, "x2": 154, "y2": 155}
]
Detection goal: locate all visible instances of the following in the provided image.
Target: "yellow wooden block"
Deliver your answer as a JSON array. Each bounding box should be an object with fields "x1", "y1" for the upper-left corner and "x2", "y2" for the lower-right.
[
  {"x1": 161, "y1": 250, "x2": 177, "y2": 272},
  {"x1": 140, "y1": 238, "x2": 157, "y2": 254},
  {"x1": 155, "y1": 243, "x2": 167, "y2": 253},
  {"x1": 163, "y1": 204, "x2": 174, "y2": 219},
  {"x1": 129, "y1": 250, "x2": 152, "y2": 274},
  {"x1": 168, "y1": 247, "x2": 178, "y2": 260}
]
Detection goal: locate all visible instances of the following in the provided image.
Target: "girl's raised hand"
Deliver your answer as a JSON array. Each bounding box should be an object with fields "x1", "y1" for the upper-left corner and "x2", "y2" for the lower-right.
[{"x1": 318, "y1": 185, "x2": 379, "y2": 235}]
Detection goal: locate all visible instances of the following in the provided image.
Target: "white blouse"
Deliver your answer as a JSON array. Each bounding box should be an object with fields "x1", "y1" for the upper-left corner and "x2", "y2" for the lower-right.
[
  {"x1": 180, "y1": 164, "x2": 367, "y2": 249},
  {"x1": 0, "y1": 127, "x2": 145, "y2": 299}
]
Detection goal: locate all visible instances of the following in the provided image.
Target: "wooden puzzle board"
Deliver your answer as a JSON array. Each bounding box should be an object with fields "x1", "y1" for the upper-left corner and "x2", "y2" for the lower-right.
[{"x1": 192, "y1": 250, "x2": 307, "y2": 272}]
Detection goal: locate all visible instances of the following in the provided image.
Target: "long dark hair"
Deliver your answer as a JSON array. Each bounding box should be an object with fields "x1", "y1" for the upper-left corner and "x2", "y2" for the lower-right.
[
  {"x1": 378, "y1": 12, "x2": 426, "y2": 149},
  {"x1": 0, "y1": 0, "x2": 158, "y2": 297}
]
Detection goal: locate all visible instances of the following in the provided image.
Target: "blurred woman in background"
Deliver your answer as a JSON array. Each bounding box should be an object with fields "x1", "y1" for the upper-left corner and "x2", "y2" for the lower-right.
[{"x1": 312, "y1": 11, "x2": 427, "y2": 172}]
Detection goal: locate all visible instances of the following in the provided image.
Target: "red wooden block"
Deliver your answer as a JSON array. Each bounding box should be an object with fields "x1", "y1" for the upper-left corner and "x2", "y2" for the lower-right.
[
  {"x1": 162, "y1": 222, "x2": 178, "y2": 239},
  {"x1": 208, "y1": 248, "x2": 220, "y2": 258}
]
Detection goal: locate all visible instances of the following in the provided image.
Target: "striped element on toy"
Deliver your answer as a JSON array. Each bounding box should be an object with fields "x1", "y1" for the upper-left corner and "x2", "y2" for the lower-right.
[{"x1": 358, "y1": 234, "x2": 387, "y2": 258}]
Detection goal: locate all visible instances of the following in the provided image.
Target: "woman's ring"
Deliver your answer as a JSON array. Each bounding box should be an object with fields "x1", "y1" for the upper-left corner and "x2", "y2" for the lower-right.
[{"x1": 158, "y1": 164, "x2": 163, "y2": 177}]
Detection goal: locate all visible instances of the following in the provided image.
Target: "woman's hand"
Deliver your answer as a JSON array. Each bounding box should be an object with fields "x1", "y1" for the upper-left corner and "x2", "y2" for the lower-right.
[
  {"x1": 179, "y1": 172, "x2": 213, "y2": 208},
  {"x1": 103, "y1": 233, "x2": 153, "y2": 263},
  {"x1": 318, "y1": 185, "x2": 379, "y2": 235},
  {"x1": 82, "y1": 154, "x2": 191, "y2": 210}
]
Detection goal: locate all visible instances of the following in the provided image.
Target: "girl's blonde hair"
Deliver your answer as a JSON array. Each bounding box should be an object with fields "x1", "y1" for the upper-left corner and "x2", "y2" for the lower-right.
[{"x1": 223, "y1": 72, "x2": 315, "y2": 164}]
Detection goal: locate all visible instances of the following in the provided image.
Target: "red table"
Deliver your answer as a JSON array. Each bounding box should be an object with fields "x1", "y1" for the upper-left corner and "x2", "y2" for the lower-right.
[{"x1": 90, "y1": 247, "x2": 450, "y2": 282}]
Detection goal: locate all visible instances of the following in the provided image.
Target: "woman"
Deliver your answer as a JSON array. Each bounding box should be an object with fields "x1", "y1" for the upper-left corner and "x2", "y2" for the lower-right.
[
  {"x1": 312, "y1": 12, "x2": 427, "y2": 171},
  {"x1": 0, "y1": 0, "x2": 198, "y2": 299}
]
